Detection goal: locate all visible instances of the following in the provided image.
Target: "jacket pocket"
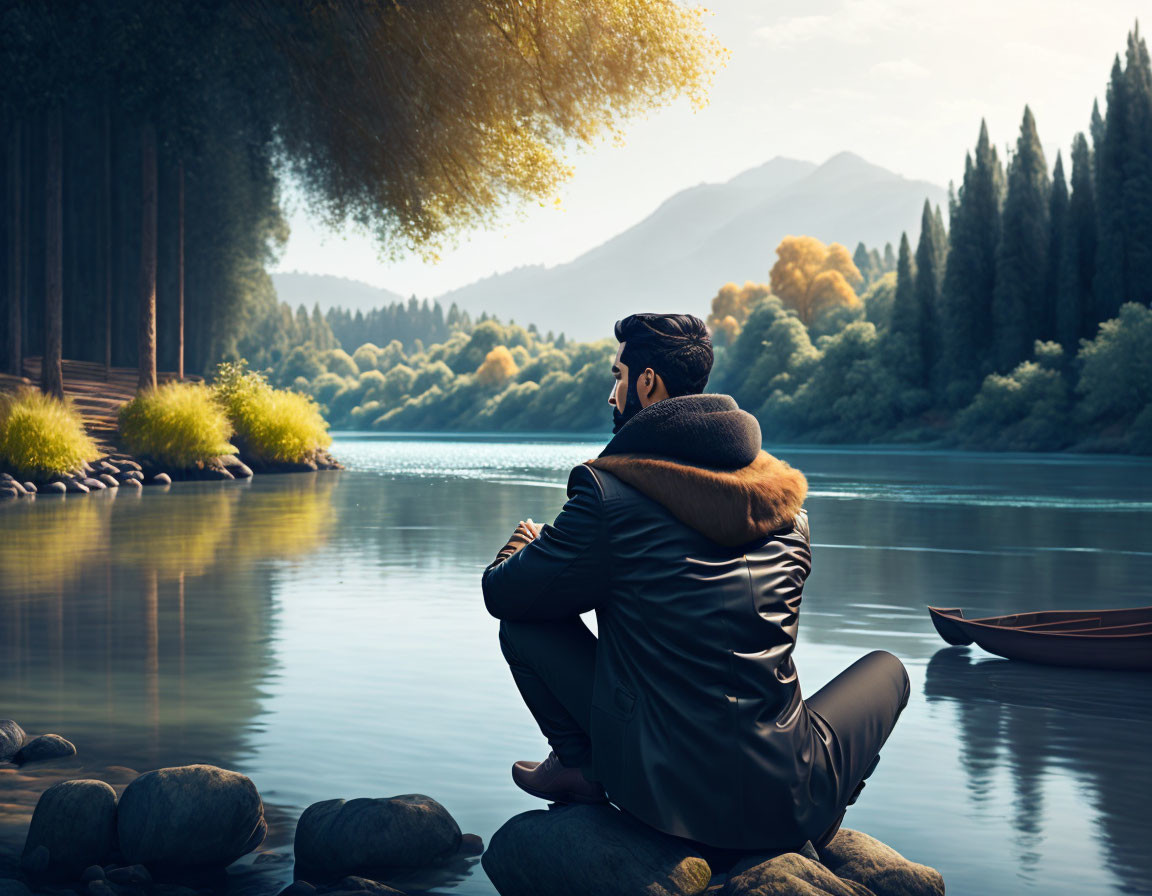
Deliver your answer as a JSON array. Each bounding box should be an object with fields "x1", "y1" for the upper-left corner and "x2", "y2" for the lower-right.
[{"x1": 593, "y1": 678, "x2": 637, "y2": 721}]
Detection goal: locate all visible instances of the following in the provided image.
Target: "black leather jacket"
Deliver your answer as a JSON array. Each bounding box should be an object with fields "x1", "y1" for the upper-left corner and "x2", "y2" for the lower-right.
[{"x1": 483, "y1": 394, "x2": 838, "y2": 850}]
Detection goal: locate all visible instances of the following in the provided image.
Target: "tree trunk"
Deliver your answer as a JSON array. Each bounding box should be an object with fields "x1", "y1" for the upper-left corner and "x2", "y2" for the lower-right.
[
  {"x1": 177, "y1": 158, "x2": 184, "y2": 380},
  {"x1": 42, "y1": 109, "x2": 64, "y2": 400},
  {"x1": 137, "y1": 123, "x2": 158, "y2": 393},
  {"x1": 104, "y1": 102, "x2": 113, "y2": 379},
  {"x1": 5, "y1": 120, "x2": 21, "y2": 377}
]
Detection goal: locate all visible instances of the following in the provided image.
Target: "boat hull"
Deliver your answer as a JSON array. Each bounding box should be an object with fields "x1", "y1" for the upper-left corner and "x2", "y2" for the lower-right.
[{"x1": 927, "y1": 606, "x2": 1152, "y2": 672}]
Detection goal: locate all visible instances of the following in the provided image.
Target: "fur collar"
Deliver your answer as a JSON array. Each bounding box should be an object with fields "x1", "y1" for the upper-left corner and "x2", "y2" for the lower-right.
[{"x1": 586, "y1": 450, "x2": 808, "y2": 547}]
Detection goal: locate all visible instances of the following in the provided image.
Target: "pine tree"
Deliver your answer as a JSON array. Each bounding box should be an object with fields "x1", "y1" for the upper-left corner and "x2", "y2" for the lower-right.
[
  {"x1": 1060, "y1": 133, "x2": 1099, "y2": 346},
  {"x1": 853, "y1": 242, "x2": 876, "y2": 286},
  {"x1": 1088, "y1": 27, "x2": 1152, "y2": 319},
  {"x1": 1046, "y1": 152, "x2": 1069, "y2": 349},
  {"x1": 1120, "y1": 26, "x2": 1152, "y2": 306},
  {"x1": 1095, "y1": 56, "x2": 1129, "y2": 318},
  {"x1": 939, "y1": 120, "x2": 1005, "y2": 399},
  {"x1": 993, "y1": 106, "x2": 1050, "y2": 370},
  {"x1": 888, "y1": 232, "x2": 919, "y2": 381},
  {"x1": 913, "y1": 200, "x2": 946, "y2": 389},
  {"x1": 883, "y1": 242, "x2": 896, "y2": 270}
]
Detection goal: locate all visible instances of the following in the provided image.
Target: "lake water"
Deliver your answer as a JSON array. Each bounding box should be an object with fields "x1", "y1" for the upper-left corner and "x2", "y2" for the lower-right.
[{"x1": 2, "y1": 436, "x2": 1151, "y2": 896}]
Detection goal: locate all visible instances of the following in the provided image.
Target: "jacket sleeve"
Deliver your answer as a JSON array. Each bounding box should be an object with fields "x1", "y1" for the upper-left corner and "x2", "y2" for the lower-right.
[{"x1": 482, "y1": 463, "x2": 608, "y2": 621}]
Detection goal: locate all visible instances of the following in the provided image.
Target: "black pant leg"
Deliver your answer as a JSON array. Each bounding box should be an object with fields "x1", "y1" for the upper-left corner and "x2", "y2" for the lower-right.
[
  {"x1": 805, "y1": 649, "x2": 911, "y2": 840},
  {"x1": 499, "y1": 616, "x2": 598, "y2": 775}
]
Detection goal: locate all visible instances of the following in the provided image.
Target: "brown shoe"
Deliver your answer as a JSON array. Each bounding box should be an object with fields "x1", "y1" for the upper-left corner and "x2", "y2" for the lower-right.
[{"x1": 511, "y1": 751, "x2": 608, "y2": 804}]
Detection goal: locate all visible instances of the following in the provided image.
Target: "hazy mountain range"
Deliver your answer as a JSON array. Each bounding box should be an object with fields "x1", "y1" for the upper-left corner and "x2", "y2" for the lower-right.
[
  {"x1": 271, "y1": 273, "x2": 408, "y2": 316},
  {"x1": 275, "y1": 151, "x2": 947, "y2": 341}
]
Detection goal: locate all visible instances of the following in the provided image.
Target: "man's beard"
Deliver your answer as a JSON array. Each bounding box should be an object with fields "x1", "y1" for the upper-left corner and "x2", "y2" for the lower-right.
[{"x1": 611, "y1": 376, "x2": 645, "y2": 434}]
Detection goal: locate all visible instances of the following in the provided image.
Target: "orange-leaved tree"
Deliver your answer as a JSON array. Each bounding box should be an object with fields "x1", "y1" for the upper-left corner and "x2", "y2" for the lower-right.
[
  {"x1": 769, "y1": 236, "x2": 863, "y2": 327},
  {"x1": 476, "y1": 346, "x2": 519, "y2": 386},
  {"x1": 706, "y1": 281, "x2": 771, "y2": 346}
]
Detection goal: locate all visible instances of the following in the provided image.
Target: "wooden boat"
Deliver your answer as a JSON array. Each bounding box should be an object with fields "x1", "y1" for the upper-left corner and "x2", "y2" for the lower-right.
[{"x1": 927, "y1": 605, "x2": 1152, "y2": 671}]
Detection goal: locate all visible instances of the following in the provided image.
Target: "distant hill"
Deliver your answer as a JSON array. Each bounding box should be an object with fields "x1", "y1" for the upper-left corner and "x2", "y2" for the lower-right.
[
  {"x1": 271, "y1": 272, "x2": 407, "y2": 314},
  {"x1": 438, "y1": 152, "x2": 946, "y2": 341}
]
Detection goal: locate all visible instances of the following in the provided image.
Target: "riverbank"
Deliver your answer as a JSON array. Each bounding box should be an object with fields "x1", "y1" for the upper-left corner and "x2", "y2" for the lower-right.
[{"x1": 0, "y1": 358, "x2": 340, "y2": 501}]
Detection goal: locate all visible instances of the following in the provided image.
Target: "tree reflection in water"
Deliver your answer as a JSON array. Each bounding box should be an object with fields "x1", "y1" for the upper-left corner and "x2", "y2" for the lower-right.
[
  {"x1": 925, "y1": 648, "x2": 1152, "y2": 895},
  {"x1": 0, "y1": 475, "x2": 338, "y2": 863}
]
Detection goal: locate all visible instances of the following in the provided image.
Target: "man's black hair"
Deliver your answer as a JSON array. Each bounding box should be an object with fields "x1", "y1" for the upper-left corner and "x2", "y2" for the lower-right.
[{"x1": 614, "y1": 313, "x2": 713, "y2": 397}]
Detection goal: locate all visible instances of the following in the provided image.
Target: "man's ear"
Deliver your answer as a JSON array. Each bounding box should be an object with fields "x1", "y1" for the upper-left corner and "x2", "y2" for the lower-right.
[{"x1": 641, "y1": 367, "x2": 657, "y2": 400}]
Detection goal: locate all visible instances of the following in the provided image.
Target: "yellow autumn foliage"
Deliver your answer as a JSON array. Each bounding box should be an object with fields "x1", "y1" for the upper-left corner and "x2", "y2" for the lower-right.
[
  {"x1": 476, "y1": 346, "x2": 519, "y2": 386},
  {"x1": 707, "y1": 281, "x2": 772, "y2": 345},
  {"x1": 769, "y1": 236, "x2": 863, "y2": 327},
  {"x1": 265, "y1": 0, "x2": 726, "y2": 256}
]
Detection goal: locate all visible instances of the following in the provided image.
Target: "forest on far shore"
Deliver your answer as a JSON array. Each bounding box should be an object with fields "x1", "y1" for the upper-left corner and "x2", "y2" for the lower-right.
[{"x1": 253, "y1": 26, "x2": 1152, "y2": 455}]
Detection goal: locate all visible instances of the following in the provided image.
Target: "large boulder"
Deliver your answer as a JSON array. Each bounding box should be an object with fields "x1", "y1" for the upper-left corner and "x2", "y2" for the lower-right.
[
  {"x1": 725, "y1": 852, "x2": 873, "y2": 895},
  {"x1": 0, "y1": 719, "x2": 25, "y2": 762},
  {"x1": 294, "y1": 795, "x2": 461, "y2": 879},
  {"x1": 818, "y1": 830, "x2": 944, "y2": 896},
  {"x1": 22, "y1": 780, "x2": 117, "y2": 880},
  {"x1": 481, "y1": 804, "x2": 711, "y2": 896},
  {"x1": 116, "y1": 765, "x2": 266, "y2": 868},
  {"x1": 14, "y1": 734, "x2": 76, "y2": 763}
]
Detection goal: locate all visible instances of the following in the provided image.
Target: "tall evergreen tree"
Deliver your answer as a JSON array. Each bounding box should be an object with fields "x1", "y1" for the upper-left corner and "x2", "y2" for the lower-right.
[
  {"x1": 888, "y1": 232, "x2": 918, "y2": 381},
  {"x1": 1046, "y1": 151, "x2": 1069, "y2": 350},
  {"x1": 993, "y1": 106, "x2": 1050, "y2": 370},
  {"x1": 939, "y1": 120, "x2": 1005, "y2": 399},
  {"x1": 852, "y1": 241, "x2": 871, "y2": 285},
  {"x1": 1090, "y1": 28, "x2": 1152, "y2": 318},
  {"x1": 1059, "y1": 132, "x2": 1098, "y2": 347},
  {"x1": 1119, "y1": 26, "x2": 1152, "y2": 306},
  {"x1": 1095, "y1": 56, "x2": 1129, "y2": 318},
  {"x1": 883, "y1": 242, "x2": 896, "y2": 270},
  {"x1": 913, "y1": 200, "x2": 947, "y2": 389}
]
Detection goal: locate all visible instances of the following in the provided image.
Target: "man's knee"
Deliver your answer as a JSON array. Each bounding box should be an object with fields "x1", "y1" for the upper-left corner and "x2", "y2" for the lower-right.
[{"x1": 864, "y1": 649, "x2": 911, "y2": 711}]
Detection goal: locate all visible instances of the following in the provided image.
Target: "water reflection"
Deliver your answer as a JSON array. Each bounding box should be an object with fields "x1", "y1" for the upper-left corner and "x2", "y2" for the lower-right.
[
  {"x1": 0, "y1": 475, "x2": 337, "y2": 861},
  {"x1": 925, "y1": 648, "x2": 1152, "y2": 895}
]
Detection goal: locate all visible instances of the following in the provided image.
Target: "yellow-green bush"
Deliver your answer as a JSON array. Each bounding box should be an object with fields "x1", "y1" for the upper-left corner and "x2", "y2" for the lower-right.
[
  {"x1": 213, "y1": 361, "x2": 331, "y2": 463},
  {"x1": 119, "y1": 382, "x2": 236, "y2": 468},
  {"x1": 0, "y1": 388, "x2": 98, "y2": 479}
]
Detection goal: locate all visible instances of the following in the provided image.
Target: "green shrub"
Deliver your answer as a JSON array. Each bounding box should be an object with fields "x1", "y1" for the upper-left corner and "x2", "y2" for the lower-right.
[
  {"x1": 119, "y1": 382, "x2": 236, "y2": 468},
  {"x1": 321, "y1": 348, "x2": 359, "y2": 378},
  {"x1": 0, "y1": 388, "x2": 99, "y2": 479},
  {"x1": 212, "y1": 360, "x2": 332, "y2": 463},
  {"x1": 955, "y1": 344, "x2": 1074, "y2": 450}
]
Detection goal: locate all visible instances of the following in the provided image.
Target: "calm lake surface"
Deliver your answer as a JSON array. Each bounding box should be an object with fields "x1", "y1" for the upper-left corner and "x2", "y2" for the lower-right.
[{"x1": 2, "y1": 436, "x2": 1151, "y2": 895}]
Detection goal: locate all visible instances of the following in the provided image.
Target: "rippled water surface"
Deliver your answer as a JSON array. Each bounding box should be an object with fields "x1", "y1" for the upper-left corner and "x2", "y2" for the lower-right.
[{"x1": 2, "y1": 436, "x2": 1151, "y2": 895}]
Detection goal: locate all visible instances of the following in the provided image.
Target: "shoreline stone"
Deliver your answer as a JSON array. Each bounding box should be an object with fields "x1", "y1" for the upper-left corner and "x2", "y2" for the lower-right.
[
  {"x1": 818, "y1": 829, "x2": 944, "y2": 896},
  {"x1": 481, "y1": 806, "x2": 944, "y2": 896},
  {"x1": 0, "y1": 719, "x2": 25, "y2": 762},
  {"x1": 481, "y1": 804, "x2": 711, "y2": 896},
  {"x1": 117, "y1": 765, "x2": 266, "y2": 869},
  {"x1": 22, "y1": 779, "x2": 117, "y2": 880},
  {"x1": 294, "y1": 794, "x2": 461, "y2": 880},
  {"x1": 13, "y1": 734, "x2": 76, "y2": 764}
]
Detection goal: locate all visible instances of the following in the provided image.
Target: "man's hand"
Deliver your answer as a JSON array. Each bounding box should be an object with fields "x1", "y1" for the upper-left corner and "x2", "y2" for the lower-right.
[
  {"x1": 514, "y1": 518, "x2": 542, "y2": 542},
  {"x1": 490, "y1": 518, "x2": 543, "y2": 568}
]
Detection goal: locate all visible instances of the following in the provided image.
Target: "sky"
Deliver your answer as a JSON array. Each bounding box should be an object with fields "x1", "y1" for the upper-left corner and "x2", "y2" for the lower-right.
[{"x1": 272, "y1": 0, "x2": 1145, "y2": 299}]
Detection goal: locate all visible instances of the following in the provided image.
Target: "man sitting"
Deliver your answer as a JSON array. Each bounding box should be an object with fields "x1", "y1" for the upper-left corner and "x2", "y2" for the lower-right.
[{"x1": 482, "y1": 312, "x2": 910, "y2": 852}]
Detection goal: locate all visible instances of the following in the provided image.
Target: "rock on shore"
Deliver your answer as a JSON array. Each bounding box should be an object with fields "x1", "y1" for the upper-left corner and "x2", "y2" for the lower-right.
[
  {"x1": 21, "y1": 780, "x2": 117, "y2": 880},
  {"x1": 0, "y1": 719, "x2": 25, "y2": 762},
  {"x1": 481, "y1": 804, "x2": 944, "y2": 896},
  {"x1": 482, "y1": 804, "x2": 712, "y2": 896},
  {"x1": 294, "y1": 795, "x2": 461, "y2": 879},
  {"x1": 818, "y1": 829, "x2": 944, "y2": 896},
  {"x1": 116, "y1": 765, "x2": 266, "y2": 868},
  {"x1": 13, "y1": 734, "x2": 76, "y2": 764}
]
